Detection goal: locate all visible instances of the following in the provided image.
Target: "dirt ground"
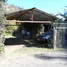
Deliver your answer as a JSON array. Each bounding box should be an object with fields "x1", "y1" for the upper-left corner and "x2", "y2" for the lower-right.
[{"x1": 0, "y1": 45, "x2": 67, "y2": 67}]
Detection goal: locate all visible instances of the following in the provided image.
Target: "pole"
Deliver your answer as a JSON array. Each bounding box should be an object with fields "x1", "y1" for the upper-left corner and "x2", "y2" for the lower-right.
[{"x1": 53, "y1": 27, "x2": 57, "y2": 49}]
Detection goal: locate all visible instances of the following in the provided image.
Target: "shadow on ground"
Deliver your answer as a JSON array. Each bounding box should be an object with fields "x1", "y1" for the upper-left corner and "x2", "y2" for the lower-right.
[
  {"x1": 34, "y1": 53, "x2": 67, "y2": 61},
  {"x1": 4, "y1": 38, "x2": 49, "y2": 48}
]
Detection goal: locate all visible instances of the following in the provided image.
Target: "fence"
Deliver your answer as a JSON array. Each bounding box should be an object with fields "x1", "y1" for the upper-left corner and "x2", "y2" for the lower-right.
[{"x1": 54, "y1": 22, "x2": 67, "y2": 48}]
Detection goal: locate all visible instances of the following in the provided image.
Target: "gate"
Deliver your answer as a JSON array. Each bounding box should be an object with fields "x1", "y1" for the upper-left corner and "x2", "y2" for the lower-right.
[{"x1": 54, "y1": 22, "x2": 67, "y2": 48}]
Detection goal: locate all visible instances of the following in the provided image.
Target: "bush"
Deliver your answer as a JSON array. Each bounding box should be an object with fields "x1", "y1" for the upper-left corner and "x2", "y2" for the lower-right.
[
  {"x1": 5, "y1": 21, "x2": 18, "y2": 35},
  {"x1": 0, "y1": 44, "x2": 4, "y2": 53}
]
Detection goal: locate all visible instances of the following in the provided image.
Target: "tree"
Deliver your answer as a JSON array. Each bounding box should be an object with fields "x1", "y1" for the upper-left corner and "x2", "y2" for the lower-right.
[
  {"x1": 56, "y1": 6, "x2": 67, "y2": 20},
  {"x1": 0, "y1": 0, "x2": 7, "y2": 53}
]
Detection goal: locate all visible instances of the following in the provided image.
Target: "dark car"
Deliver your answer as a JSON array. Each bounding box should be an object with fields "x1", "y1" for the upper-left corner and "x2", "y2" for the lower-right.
[{"x1": 36, "y1": 30, "x2": 52, "y2": 43}]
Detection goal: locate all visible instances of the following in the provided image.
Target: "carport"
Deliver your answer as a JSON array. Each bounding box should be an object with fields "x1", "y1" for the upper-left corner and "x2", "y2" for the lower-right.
[{"x1": 6, "y1": 7, "x2": 58, "y2": 48}]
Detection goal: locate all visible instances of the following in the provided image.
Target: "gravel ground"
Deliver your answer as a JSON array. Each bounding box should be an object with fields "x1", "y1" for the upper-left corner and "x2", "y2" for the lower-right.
[{"x1": 0, "y1": 45, "x2": 67, "y2": 67}]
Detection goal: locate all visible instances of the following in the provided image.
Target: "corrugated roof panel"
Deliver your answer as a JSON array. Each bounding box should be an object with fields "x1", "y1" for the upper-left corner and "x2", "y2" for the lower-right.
[{"x1": 6, "y1": 7, "x2": 58, "y2": 21}]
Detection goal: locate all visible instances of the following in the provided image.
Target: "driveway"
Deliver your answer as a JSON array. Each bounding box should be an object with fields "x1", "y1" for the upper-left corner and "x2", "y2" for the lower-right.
[{"x1": 0, "y1": 45, "x2": 67, "y2": 67}]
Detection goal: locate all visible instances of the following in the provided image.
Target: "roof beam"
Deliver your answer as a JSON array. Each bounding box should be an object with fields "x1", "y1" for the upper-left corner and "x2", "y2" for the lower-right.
[{"x1": 7, "y1": 20, "x2": 51, "y2": 23}]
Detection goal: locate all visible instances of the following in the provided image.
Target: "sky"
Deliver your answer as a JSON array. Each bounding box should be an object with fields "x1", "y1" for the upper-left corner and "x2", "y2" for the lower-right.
[{"x1": 7, "y1": 0, "x2": 67, "y2": 15}]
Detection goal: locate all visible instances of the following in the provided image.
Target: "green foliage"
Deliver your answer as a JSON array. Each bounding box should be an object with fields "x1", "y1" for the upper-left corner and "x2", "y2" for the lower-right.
[
  {"x1": 5, "y1": 21, "x2": 18, "y2": 35},
  {"x1": 0, "y1": 44, "x2": 4, "y2": 53},
  {"x1": 5, "y1": 26, "x2": 14, "y2": 34},
  {"x1": 0, "y1": 1, "x2": 6, "y2": 53}
]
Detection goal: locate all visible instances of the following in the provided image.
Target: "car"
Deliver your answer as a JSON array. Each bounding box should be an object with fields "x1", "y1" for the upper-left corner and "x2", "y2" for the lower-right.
[{"x1": 36, "y1": 30, "x2": 52, "y2": 43}]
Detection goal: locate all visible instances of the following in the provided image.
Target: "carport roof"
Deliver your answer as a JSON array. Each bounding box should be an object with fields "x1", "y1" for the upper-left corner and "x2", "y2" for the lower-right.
[{"x1": 6, "y1": 7, "x2": 58, "y2": 21}]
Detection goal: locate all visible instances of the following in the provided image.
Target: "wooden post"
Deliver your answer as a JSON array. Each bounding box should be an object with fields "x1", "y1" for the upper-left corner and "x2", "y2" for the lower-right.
[{"x1": 31, "y1": 10, "x2": 34, "y2": 21}]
